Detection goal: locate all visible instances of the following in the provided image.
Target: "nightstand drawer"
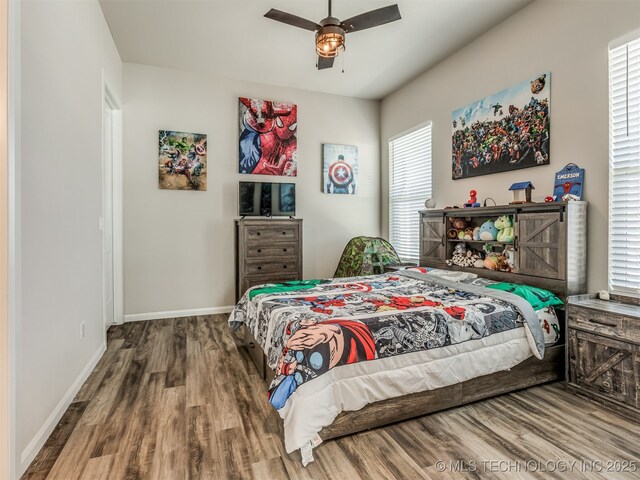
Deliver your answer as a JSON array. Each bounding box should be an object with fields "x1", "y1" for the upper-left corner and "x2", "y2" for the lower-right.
[
  {"x1": 568, "y1": 329, "x2": 639, "y2": 408},
  {"x1": 569, "y1": 305, "x2": 624, "y2": 330}
]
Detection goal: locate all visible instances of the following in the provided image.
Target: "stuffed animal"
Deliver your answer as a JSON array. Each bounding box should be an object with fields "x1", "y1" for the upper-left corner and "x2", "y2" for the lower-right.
[
  {"x1": 463, "y1": 227, "x2": 474, "y2": 240},
  {"x1": 464, "y1": 190, "x2": 480, "y2": 208},
  {"x1": 495, "y1": 215, "x2": 514, "y2": 243},
  {"x1": 478, "y1": 220, "x2": 498, "y2": 241},
  {"x1": 446, "y1": 243, "x2": 483, "y2": 268},
  {"x1": 483, "y1": 253, "x2": 507, "y2": 270},
  {"x1": 472, "y1": 226, "x2": 480, "y2": 241},
  {"x1": 447, "y1": 229, "x2": 459, "y2": 239},
  {"x1": 449, "y1": 217, "x2": 467, "y2": 230},
  {"x1": 502, "y1": 247, "x2": 515, "y2": 272}
]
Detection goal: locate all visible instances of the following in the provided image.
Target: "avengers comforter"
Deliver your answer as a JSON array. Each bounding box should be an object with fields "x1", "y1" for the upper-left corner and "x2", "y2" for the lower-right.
[{"x1": 229, "y1": 270, "x2": 545, "y2": 462}]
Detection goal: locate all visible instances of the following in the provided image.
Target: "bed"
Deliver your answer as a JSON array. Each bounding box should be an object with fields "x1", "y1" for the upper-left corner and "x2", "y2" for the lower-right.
[{"x1": 228, "y1": 268, "x2": 566, "y2": 465}]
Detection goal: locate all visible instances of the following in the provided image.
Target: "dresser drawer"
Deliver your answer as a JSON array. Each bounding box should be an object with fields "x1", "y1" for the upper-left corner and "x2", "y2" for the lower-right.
[
  {"x1": 245, "y1": 244, "x2": 298, "y2": 258},
  {"x1": 241, "y1": 273, "x2": 301, "y2": 296},
  {"x1": 245, "y1": 259, "x2": 299, "y2": 276},
  {"x1": 568, "y1": 329, "x2": 639, "y2": 408},
  {"x1": 245, "y1": 225, "x2": 298, "y2": 243}
]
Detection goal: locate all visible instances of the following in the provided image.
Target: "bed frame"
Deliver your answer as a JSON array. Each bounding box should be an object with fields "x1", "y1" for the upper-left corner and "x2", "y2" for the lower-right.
[
  {"x1": 239, "y1": 202, "x2": 586, "y2": 441},
  {"x1": 241, "y1": 325, "x2": 565, "y2": 441}
]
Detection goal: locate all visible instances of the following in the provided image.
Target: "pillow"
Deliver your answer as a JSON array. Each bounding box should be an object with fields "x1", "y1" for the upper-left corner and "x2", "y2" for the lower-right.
[
  {"x1": 460, "y1": 277, "x2": 500, "y2": 287},
  {"x1": 423, "y1": 268, "x2": 478, "y2": 283},
  {"x1": 405, "y1": 267, "x2": 433, "y2": 274},
  {"x1": 486, "y1": 282, "x2": 564, "y2": 310},
  {"x1": 536, "y1": 306, "x2": 561, "y2": 346}
]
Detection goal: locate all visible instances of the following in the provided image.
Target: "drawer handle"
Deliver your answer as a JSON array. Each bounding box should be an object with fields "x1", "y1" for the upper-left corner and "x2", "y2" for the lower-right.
[
  {"x1": 257, "y1": 249, "x2": 262, "y2": 253},
  {"x1": 257, "y1": 266, "x2": 262, "y2": 270},
  {"x1": 583, "y1": 317, "x2": 619, "y2": 327},
  {"x1": 257, "y1": 232, "x2": 261, "y2": 236},
  {"x1": 283, "y1": 265, "x2": 287, "y2": 269},
  {"x1": 282, "y1": 231, "x2": 286, "y2": 235},
  {"x1": 283, "y1": 248, "x2": 287, "y2": 252}
]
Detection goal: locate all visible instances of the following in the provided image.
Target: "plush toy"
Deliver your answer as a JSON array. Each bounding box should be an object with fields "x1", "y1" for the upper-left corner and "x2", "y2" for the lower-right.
[
  {"x1": 473, "y1": 226, "x2": 481, "y2": 241},
  {"x1": 449, "y1": 217, "x2": 467, "y2": 230},
  {"x1": 494, "y1": 215, "x2": 514, "y2": 243},
  {"x1": 463, "y1": 227, "x2": 474, "y2": 240},
  {"x1": 446, "y1": 243, "x2": 484, "y2": 268},
  {"x1": 483, "y1": 253, "x2": 508, "y2": 271},
  {"x1": 464, "y1": 190, "x2": 481, "y2": 208},
  {"x1": 478, "y1": 220, "x2": 498, "y2": 241},
  {"x1": 502, "y1": 246, "x2": 515, "y2": 272},
  {"x1": 447, "y1": 229, "x2": 459, "y2": 239},
  {"x1": 453, "y1": 243, "x2": 466, "y2": 255}
]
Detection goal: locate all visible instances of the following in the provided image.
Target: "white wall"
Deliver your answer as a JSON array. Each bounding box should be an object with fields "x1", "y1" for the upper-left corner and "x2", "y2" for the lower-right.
[
  {"x1": 123, "y1": 63, "x2": 380, "y2": 316},
  {"x1": 381, "y1": 0, "x2": 640, "y2": 293},
  {"x1": 17, "y1": 0, "x2": 122, "y2": 474}
]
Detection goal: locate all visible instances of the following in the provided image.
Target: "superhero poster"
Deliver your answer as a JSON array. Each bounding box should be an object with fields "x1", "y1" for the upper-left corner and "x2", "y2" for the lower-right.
[
  {"x1": 158, "y1": 130, "x2": 207, "y2": 191},
  {"x1": 452, "y1": 72, "x2": 551, "y2": 180},
  {"x1": 239, "y1": 97, "x2": 297, "y2": 176},
  {"x1": 322, "y1": 144, "x2": 358, "y2": 194}
]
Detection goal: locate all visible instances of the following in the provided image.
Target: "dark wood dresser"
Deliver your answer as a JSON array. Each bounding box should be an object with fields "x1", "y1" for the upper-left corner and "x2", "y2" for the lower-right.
[
  {"x1": 235, "y1": 218, "x2": 303, "y2": 301},
  {"x1": 567, "y1": 293, "x2": 640, "y2": 419}
]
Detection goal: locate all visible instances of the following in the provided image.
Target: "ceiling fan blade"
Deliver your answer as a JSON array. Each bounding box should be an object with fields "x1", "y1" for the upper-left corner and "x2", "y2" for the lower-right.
[
  {"x1": 341, "y1": 4, "x2": 401, "y2": 33},
  {"x1": 264, "y1": 9, "x2": 320, "y2": 31},
  {"x1": 317, "y1": 56, "x2": 335, "y2": 70}
]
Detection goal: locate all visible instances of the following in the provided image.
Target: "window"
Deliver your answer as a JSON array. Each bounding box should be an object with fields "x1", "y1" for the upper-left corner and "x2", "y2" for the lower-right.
[
  {"x1": 609, "y1": 37, "x2": 640, "y2": 294},
  {"x1": 389, "y1": 122, "x2": 432, "y2": 261}
]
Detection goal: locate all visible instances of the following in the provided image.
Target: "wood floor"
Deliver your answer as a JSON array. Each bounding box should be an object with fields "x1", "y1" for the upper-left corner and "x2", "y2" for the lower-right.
[{"x1": 22, "y1": 315, "x2": 640, "y2": 479}]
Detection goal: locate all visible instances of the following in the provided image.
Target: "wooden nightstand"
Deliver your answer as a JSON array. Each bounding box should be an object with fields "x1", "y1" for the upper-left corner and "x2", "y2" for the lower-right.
[{"x1": 567, "y1": 293, "x2": 640, "y2": 420}]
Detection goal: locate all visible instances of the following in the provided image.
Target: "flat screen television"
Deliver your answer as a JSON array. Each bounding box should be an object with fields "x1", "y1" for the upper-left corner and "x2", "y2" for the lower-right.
[{"x1": 239, "y1": 181, "x2": 296, "y2": 217}]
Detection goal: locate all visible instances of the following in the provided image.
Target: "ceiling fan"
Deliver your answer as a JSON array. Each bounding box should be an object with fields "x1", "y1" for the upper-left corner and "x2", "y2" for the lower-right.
[{"x1": 264, "y1": 0, "x2": 401, "y2": 70}]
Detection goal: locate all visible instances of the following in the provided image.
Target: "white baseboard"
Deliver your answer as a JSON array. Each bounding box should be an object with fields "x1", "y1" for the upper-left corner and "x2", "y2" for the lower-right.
[
  {"x1": 123, "y1": 306, "x2": 234, "y2": 323},
  {"x1": 19, "y1": 342, "x2": 107, "y2": 473}
]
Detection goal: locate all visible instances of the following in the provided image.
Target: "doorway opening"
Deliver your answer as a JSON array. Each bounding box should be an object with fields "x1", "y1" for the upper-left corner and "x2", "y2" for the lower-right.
[{"x1": 102, "y1": 82, "x2": 122, "y2": 332}]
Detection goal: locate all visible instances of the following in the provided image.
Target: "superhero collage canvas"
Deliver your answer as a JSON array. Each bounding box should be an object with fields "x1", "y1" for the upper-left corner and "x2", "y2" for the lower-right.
[
  {"x1": 452, "y1": 72, "x2": 551, "y2": 180},
  {"x1": 239, "y1": 97, "x2": 298, "y2": 176}
]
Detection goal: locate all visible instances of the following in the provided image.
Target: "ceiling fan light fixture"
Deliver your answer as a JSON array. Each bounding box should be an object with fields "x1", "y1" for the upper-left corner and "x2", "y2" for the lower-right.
[
  {"x1": 264, "y1": 2, "x2": 401, "y2": 69},
  {"x1": 315, "y1": 26, "x2": 345, "y2": 58}
]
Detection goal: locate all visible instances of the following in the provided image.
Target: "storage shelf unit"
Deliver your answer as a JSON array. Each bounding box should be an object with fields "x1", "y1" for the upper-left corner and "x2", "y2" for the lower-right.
[{"x1": 419, "y1": 202, "x2": 587, "y2": 299}]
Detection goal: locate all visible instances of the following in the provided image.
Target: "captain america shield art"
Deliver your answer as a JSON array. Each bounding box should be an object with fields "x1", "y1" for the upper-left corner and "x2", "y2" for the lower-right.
[{"x1": 322, "y1": 144, "x2": 358, "y2": 194}]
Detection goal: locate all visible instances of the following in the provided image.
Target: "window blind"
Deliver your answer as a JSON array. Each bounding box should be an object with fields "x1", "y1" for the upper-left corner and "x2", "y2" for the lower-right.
[
  {"x1": 609, "y1": 38, "x2": 640, "y2": 294},
  {"x1": 389, "y1": 123, "x2": 432, "y2": 261}
]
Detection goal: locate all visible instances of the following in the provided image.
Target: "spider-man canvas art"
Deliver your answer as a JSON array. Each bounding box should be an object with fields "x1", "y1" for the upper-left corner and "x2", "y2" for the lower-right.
[{"x1": 239, "y1": 97, "x2": 298, "y2": 176}]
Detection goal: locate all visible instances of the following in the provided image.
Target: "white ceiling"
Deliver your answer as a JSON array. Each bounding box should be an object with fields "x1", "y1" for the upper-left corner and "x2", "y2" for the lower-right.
[{"x1": 99, "y1": 0, "x2": 532, "y2": 100}]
